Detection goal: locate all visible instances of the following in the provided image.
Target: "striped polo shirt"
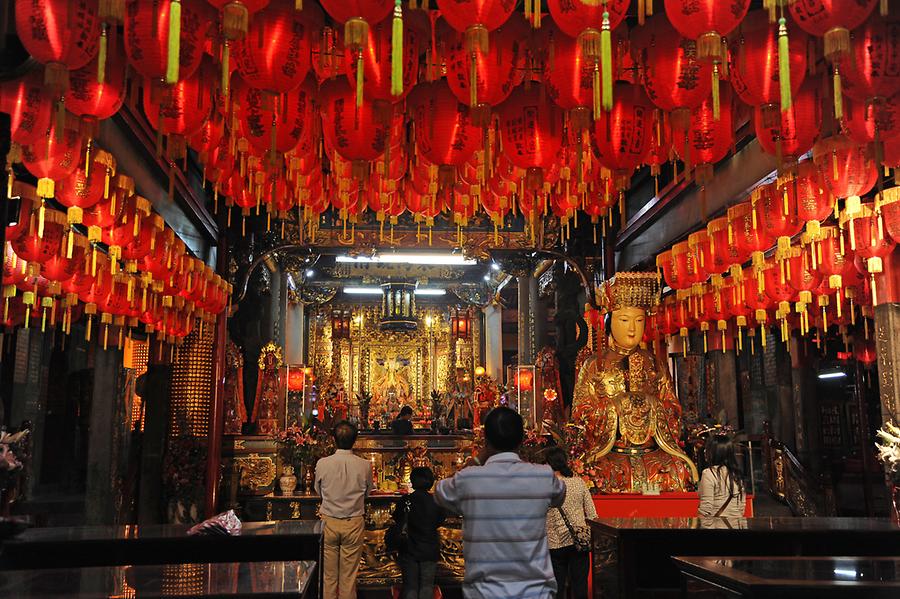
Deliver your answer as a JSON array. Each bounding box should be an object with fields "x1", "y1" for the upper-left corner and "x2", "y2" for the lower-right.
[{"x1": 435, "y1": 452, "x2": 567, "y2": 599}]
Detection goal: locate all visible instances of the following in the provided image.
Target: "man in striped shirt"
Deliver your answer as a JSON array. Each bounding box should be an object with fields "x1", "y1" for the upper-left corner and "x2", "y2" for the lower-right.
[{"x1": 435, "y1": 407, "x2": 566, "y2": 599}]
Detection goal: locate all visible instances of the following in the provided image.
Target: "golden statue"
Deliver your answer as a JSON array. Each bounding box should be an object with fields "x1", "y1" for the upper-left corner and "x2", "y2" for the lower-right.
[{"x1": 570, "y1": 272, "x2": 698, "y2": 493}]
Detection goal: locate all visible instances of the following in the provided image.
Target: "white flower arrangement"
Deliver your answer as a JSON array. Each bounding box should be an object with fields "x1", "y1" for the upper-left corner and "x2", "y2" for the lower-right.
[{"x1": 876, "y1": 421, "x2": 900, "y2": 483}]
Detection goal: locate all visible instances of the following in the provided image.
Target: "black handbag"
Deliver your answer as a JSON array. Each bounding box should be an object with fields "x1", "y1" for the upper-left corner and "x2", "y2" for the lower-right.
[
  {"x1": 556, "y1": 506, "x2": 591, "y2": 553},
  {"x1": 385, "y1": 497, "x2": 410, "y2": 552}
]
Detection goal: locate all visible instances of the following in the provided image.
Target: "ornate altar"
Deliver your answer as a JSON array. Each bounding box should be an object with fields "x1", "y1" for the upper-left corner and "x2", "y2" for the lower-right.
[
  {"x1": 307, "y1": 304, "x2": 476, "y2": 427},
  {"x1": 221, "y1": 433, "x2": 473, "y2": 588}
]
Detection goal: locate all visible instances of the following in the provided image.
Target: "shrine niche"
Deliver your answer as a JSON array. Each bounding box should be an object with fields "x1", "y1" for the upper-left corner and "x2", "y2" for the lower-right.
[{"x1": 307, "y1": 304, "x2": 459, "y2": 426}]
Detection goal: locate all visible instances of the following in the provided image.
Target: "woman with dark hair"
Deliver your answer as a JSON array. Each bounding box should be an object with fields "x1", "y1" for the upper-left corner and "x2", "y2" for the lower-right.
[
  {"x1": 544, "y1": 447, "x2": 596, "y2": 599},
  {"x1": 698, "y1": 434, "x2": 746, "y2": 518}
]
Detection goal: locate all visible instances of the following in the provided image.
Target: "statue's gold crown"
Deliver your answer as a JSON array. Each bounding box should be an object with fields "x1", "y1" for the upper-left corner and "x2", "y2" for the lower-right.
[{"x1": 598, "y1": 271, "x2": 660, "y2": 313}]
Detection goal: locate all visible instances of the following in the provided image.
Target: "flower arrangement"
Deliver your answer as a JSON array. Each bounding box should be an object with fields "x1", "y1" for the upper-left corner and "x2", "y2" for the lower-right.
[
  {"x1": 876, "y1": 422, "x2": 900, "y2": 485},
  {"x1": 519, "y1": 428, "x2": 552, "y2": 464},
  {"x1": 275, "y1": 420, "x2": 333, "y2": 471}
]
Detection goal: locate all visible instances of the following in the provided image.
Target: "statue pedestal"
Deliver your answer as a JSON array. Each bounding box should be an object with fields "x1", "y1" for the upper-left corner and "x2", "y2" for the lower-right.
[{"x1": 592, "y1": 492, "x2": 754, "y2": 518}]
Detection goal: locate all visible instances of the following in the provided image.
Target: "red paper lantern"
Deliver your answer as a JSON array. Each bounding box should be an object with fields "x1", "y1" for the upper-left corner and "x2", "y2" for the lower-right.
[
  {"x1": 593, "y1": 83, "x2": 654, "y2": 178},
  {"x1": 320, "y1": 77, "x2": 391, "y2": 165},
  {"x1": 753, "y1": 76, "x2": 821, "y2": 163},
  {"x1": 83, "y1": 173, "x2": 130, "y2": 232},
  {"x1": 729, "y1": 11, "x2": 807, "y2": 112},
  {"x1": 14, "y1": 0, "x2": 100, "y2": 92},
  {"x1": 812, "y1": 135, "x2": 878, "y2": 199},
  {"x1": 102, "y1": 195, "x2": 152, "y2": 272},
  {"x1": 125, "y1": 0, "x2": 212, "y2": 82},
  {"x1": 778, "y1": 159, "x2": 832, "y2": 224},
  {"x1": 143, "y1": 57, "x2": 217, "y2": 155},
  {"x1": 41, "y1": 233, "x2": 87, "y2": 285},
  {"x1": 189, "y1": 113, "x2": 226, "y2": 165},
  {"x1": 705, "y1": 216, "x2": 749, "y2": 273},
  {"x1": 408, "y1": 81, "x2": 480, "y2": 170},
  {"x1": 883, "y1": 187, "x2": 900, "y2": 244},
  {"x1": 235, "y1": 74, "x2": 317, "y2": 156},
  {"x1": 672, "y1": 240, "x2": 707, "y2": 288},
  {"x1": 638, "y1": 14, "x2": 712, "y2": 126},
  {"x1": 21, "y1": 122, "x2": 83, "y2": 200},
  {"x1": 0, "y1": 69, "x2": 53, "y2": 146},
  {"x1": 442, "y1": 13, "x2": 528, "y2": 111},
  {"x1": 841, "y1": 13, "x2": 900, "y2": 103},
  {"x1": 497, "y1": 84, "x2": 564, "y2": 190},
  {"x1": 11, "y1": 208, "x2": 66, "y2": 272},
  {"x1": 233, "y1": 0, "x2": 322, "y2": 94},
  {"x1": 546, "y1": 0, "x2": 629, "y2": 40},
  {"x1": 729, "y1": 201, "x2": 774, "y2": 260},
  {"x1": 787, "y1": 248, "x2": 823, "y2": 295},
  {"x1": 843, "y1": 95, "x2": 900, "y2": 144},
  {"x1": 344, "y1": 11, "x2": 423, "y2": 103},
  {"x1": 65, "y1": 33, "x2": 127, "y2": 122},
  {"x1": 55, "y1": 149, "x2": 116, "y2": 232},
  {"x1": 680, "y1": 85, "x2": 734, "y2": 184},
  {"x1": 540, "y1": 20, "x2": 593, "y2": 117},
  {"x1": 5, "y1": 183, "x2": 39, "y2": 244},
  {"x1": 758, "y1": 181, "x2": 803, "y2": 244},
  {"x1": 846, "y1": 204, "x2": 896, "y2": 261},
  {"x1": 436, "y1": 0, "x2": 515, "y2": 35},
  {"x1": 664, "y1": 0, "x2": 750, "y2": 61}
]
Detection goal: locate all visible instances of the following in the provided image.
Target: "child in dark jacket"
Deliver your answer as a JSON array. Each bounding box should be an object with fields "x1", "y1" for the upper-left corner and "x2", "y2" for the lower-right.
[{"x1": 392, "y1": 467, "x2": 447, "y2": 599}]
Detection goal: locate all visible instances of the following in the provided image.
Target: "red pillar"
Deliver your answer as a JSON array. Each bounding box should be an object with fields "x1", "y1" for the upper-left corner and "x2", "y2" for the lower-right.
[{"x1": 205, "y1": 233, "x2": 229, "y2": 517}]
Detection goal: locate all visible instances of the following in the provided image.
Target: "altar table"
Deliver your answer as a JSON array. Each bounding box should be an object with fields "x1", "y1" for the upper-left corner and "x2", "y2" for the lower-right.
[
  {"x1": 592, "y1": 492, "x2": 754, "y2": 518},
  {"x1": 590, "y1": 517, "x2": 900, "y2": 599},
  {"x1": 674, "y1": 556, "x2": 900, "y2": 598}
]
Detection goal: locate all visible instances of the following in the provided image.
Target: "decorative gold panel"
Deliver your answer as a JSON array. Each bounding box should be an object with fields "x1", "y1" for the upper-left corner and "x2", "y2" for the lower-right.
[{"x1": 170, "y1": 327, "x2": 214, "y2": 437}]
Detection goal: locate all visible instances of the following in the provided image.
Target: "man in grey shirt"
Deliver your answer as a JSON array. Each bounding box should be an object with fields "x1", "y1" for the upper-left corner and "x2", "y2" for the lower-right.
[
  {"x1": 435, "y1": 407, "x2": 566, "y2": 599},
  {"x1": 315, "y1": 421, "x2": 373, "y2": 599}
]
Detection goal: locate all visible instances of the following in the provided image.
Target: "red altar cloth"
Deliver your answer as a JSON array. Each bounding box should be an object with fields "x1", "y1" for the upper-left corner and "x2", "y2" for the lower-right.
[{"x1": 592, "y1": 492, "x2": 754, "y2": 518}]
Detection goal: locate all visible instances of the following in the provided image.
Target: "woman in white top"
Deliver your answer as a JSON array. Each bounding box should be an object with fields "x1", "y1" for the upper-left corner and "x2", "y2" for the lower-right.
[
  {"x1": 698, "y1": 434, "x2": 746, "y2": 518},
  {"x1": 544, "y1": 447, "x2": 597, "y2": 599}
]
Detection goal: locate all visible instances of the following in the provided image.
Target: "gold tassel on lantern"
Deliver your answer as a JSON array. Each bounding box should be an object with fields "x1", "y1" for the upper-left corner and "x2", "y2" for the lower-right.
[
  {"x1": 777, "y1": 18, "x2": 792, "y2": 112},
  {"x1": 600, "y1": 12, "x2": 613, "y2": 112},
  {"x1": 98, "y1": 23, "x2": 109, "y2": 84},
  {"x1": 166, "y1": 0, "x2": 182, "y2": 85},
  {"x1": 833, "y1": 65, "x2": 844, "y2": 120},
  {"x1": 391, "y1": 0, "x2": 403, "y2": 97}
]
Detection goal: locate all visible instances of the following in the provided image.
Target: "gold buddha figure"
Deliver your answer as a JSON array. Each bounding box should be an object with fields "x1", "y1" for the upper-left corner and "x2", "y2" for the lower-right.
[{"x1": 570, "y1": 272, "x2": 698, "y2": 493}]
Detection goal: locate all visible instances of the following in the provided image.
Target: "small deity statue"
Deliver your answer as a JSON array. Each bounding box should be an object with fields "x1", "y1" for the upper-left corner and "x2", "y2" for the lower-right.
[
  {"x1": 252, "y1": 342, "x2": 284, "y2": 436},
  {"x1": 472, "y1": 375, "x2": 499, "y2": 429},
  {"x1": 571, "y1": 272, "x2": 698, "y2": 493},
  {"x1": 223, "y1": 338, "x2": 246, "y2": 435}
]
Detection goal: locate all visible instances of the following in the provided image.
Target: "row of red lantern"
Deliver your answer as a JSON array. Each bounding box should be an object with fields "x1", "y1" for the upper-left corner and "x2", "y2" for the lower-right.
[
  {"x1": 2, "y1": 168, "x2": 232, "y2": 346},
  {"x1": 8, "y1": 4, "x2": 899, "y2": 236}
]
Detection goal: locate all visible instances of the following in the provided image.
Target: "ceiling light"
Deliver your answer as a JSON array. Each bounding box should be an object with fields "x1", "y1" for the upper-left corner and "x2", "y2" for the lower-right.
[
  {"x1": 491, "y1": 262, "x2": 500, "y2": 271},
  {"x1": 336, "y1": 253, "x2": 476, "y2": 266},
  {"x1": 818, "y1": 369, "x2": 847, "y2": 380},
  {"x1": 343, "y1": 286, "x2": 446, "y2": 296},
  {"x1": 343, "y1": 287, "x2": 383, "y2": 295},
  {"x1": 483, "y1": 274, "x2": 491, "y2": 281},
  {"x1": 305, "y1": 269, "x2": 314, "y2": 277}
]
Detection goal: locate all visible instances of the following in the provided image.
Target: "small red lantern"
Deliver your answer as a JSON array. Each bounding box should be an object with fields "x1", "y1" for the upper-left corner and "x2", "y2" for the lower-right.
[
  {"x1": 753, "y1": 79, "x2": 821, "y2": 164},
  {"x1": 451, "y1": 308, "x2": 471, "y2": 340},
  {"x1": 514, "y1": 367, "x2": 534, "y2": 392},
  {"x1": 65, "y1": 33, "x2": 128, "y2": 123},
  {"x1": 843, "y1": 95, "x2": 900, "y2": 145},
  {"x1": 319, "y1": 77, "x2": 392, "y2": 167},
  {"x1": 235, "y1": 74, "x2": 317, "y2": 157},
  {"x1": 638, "y1": 14, "x2": 712, "y2": 128},
  {"x1": 344, "y1": 10, "x2": 423, "y2": 103},
  {"x1": 0, "y1": 69, "x2": 53, "y2": 146},
  {"x1": 497, "y1": 84, "x2": 564, "y2": 190},
  {"x1": 408, "y1": 81, "x2": 481, "y2": 170},
  {"x1": 287, "y1": 367, "x2": 306, "y2": 392},
  {"x1": 681, "y1": 85, "x2": 734, "y2": 184},
  {"x1": 705, "y1": 216, "x2": 749, "y2": 274},
  {"x1": 593, "y1": 83, "x2": 655, "y2": 180},
  {"x1": 812, "y1": 135, "x2": 878, "y2": 199},
  {"x1": 841, "y1": 13, "x2": 900, "y2": 104},
  {"x1": 21, "y1": 122, "x2": 83, "y2": 200},
  {"x1": 779, "y1": 159, "x2": 832, "y2": 225},
  {"x1": 729, "y1": 10, "x2": 808, "y2": 116},
  {"x1": 55, "y1": 150, "x2": 117, "y2": 230}
]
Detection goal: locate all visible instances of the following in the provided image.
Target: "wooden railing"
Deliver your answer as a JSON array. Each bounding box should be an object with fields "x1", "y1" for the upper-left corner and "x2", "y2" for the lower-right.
[{"x1": 761, "y1": 421, "x2": 837, "y2": 516}]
